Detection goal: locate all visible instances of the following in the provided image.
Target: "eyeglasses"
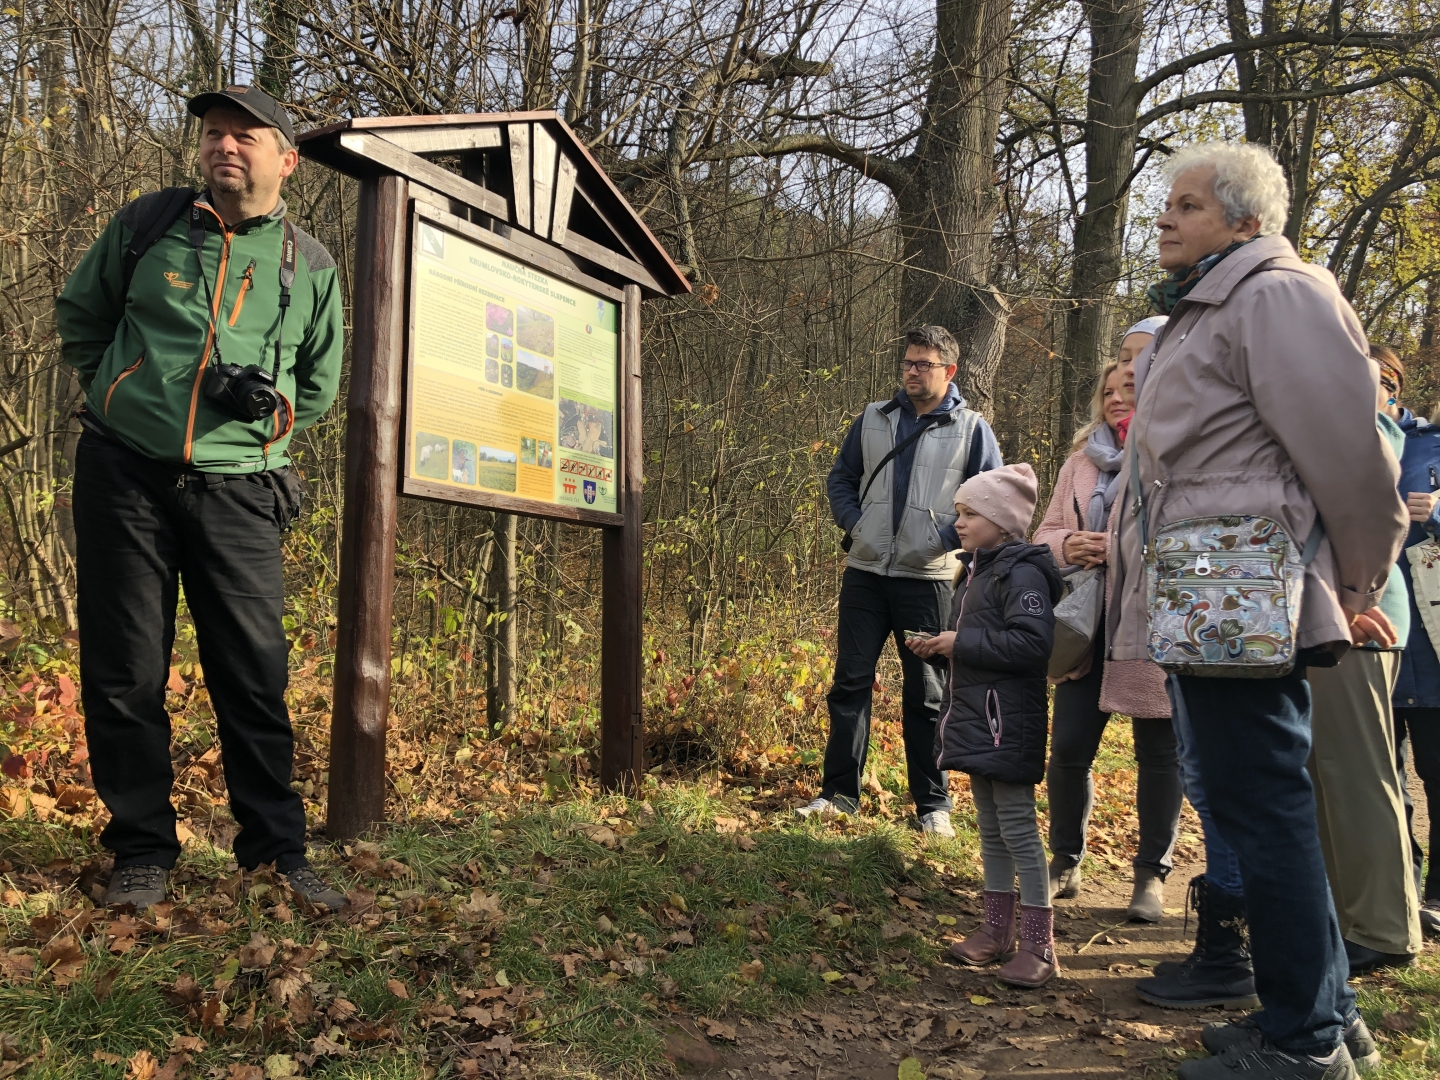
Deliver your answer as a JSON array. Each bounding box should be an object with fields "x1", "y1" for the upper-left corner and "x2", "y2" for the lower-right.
[{"x1": 901, "y1": 359, "x2": 949, "y2": 372}]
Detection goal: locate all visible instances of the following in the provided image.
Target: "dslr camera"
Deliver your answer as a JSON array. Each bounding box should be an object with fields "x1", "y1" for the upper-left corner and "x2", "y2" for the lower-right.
[{"x1": 204, "y1": 361, "x2": 282, "y2": 421}]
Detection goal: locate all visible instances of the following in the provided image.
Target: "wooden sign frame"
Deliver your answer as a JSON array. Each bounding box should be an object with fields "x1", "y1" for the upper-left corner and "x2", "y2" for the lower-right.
[
  {"x1": 399, "y1": 202, "x2": 626, "y2": 528},
  {"x1": 297, "y1": 113, "x2": 688, "y2": 840}
]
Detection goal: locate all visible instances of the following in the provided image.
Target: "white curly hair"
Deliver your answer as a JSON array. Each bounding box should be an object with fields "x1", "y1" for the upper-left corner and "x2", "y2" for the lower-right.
[{"x1": 1164, "y1": 142, "x2": 1290, "y2": 237}]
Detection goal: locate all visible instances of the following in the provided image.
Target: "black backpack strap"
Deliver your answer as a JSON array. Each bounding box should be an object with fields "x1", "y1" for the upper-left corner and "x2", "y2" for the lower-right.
[{"x1": 121, "y1": 186, "x2": 196, "y2": 297}]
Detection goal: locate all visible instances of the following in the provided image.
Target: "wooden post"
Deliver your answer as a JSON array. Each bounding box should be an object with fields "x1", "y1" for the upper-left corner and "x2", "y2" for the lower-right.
[
  {"x1": 327, "y1": 173, "x2": 408, "y2": 840},
  {"x1": 600, "y1": 283, "x2": 644, "y2": 791}
]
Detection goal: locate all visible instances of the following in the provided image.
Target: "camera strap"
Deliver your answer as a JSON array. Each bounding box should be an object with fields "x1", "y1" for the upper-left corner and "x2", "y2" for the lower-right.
[{"x1": 274, "y1": 220, "x2": 296, "y2": 378}]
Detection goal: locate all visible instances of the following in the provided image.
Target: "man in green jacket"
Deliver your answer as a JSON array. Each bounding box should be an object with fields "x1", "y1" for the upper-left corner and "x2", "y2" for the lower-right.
[{"x1": 57, "y1": 85, "x2": 346, "y2": 912}]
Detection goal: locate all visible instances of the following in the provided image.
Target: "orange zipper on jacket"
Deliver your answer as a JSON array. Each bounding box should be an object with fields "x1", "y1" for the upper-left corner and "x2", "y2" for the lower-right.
[
  {"x1": 228, "y1": 260, "x2": 255, "y2": 326},
  {"x1": 184, "y1": 203, "x2": 232, "y2": 462},
  {"x1": 104, "y1": 355, "x2": 144, "y2": 415}
]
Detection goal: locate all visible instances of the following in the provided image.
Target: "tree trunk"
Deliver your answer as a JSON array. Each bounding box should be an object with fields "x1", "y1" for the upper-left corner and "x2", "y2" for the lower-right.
[
  {"x1": 894, "y1": 0, "x2": 1013, "y2": 416},
  {"x1": 1057, "y1": 0, "x2": 1145, "y2": 449},
  {"x1": 258, "y1": 0, "x2": 301, "y2": 98}
]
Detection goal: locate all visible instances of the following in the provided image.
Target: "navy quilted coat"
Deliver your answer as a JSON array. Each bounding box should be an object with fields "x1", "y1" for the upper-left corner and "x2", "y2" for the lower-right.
[{"x1": 935, "y1": 541, "x2": 1064, "y2": 785}]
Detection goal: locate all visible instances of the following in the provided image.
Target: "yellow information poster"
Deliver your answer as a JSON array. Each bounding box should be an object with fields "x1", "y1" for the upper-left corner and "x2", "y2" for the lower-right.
[{"x1": 407, "y1": 217, "x2": 620, "y2": 514}]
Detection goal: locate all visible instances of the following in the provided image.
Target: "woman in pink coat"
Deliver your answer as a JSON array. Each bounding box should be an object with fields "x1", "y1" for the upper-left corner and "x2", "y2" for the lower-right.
[{"x1": 1033, "y1": 319, "x2": 1181, "y2": 922}]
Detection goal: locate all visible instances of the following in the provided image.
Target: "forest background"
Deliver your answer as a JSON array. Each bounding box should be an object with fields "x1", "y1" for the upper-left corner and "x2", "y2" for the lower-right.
[{"x1": 4, "y1": 0, "x2": 1440, "y2": 876}]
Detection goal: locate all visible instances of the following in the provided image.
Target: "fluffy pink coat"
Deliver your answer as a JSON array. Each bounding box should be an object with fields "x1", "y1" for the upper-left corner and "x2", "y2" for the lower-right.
[{"x1": 1033, "y1": 449, "x2": 1170, "y2": 719}]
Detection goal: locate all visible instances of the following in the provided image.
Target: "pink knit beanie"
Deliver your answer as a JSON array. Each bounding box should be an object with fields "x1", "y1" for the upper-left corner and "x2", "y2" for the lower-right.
[{"x1": 953, "y1": 463, "x2": 1038, "y2": 540}]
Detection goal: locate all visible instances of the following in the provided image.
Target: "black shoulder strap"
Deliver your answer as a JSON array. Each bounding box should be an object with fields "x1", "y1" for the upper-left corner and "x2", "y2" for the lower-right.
[
  {"x1": 121, "y1": 186, "x2": 196, "y2": 297},
  {"x1": 856, "y1": 409, "x2": 956, "y2": 506},
  {"x1": 273, "y1": 220, "x2": 296, "y2": 377}
]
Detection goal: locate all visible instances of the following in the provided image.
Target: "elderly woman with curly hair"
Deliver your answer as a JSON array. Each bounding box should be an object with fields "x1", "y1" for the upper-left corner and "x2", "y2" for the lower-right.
[{"x1": 1112, "y1": 142, "x2": 1406, "y2": 1080}]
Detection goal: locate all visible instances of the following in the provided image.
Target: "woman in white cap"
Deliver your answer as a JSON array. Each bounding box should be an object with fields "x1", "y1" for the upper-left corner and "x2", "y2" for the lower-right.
[{"x1": 1033, "y1": 317, "x2": 1183, "y2": 923}]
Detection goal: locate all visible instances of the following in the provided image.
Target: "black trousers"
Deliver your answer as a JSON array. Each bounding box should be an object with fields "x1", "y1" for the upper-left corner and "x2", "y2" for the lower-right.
[
  {"x1": 821, "y1": 566, "x2": 951, "y2": 816},
  {"x1": 1394, "y1": 707, "x2": 1440, "y2": 901},
  {"x1": 74, "y1": 431, "x2": 305, "y2": 872},
  {"x1": 1047, "y1": 636, "x2": 1181, "y2": 876}
]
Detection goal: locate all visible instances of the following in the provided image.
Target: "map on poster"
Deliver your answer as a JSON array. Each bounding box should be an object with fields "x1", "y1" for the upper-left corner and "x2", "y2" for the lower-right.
[{"x1": 407, "y1": 216, "x2": 619, "y2": 514}]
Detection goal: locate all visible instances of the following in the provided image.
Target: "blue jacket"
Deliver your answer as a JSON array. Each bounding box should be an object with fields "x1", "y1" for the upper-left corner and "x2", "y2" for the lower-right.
[
  {"x1": 1393, "y1": 409, "x2": 1440, "y2": 708},
  {"x1": 827, "y1": 385, "x2": 1002, "y2": 550}
]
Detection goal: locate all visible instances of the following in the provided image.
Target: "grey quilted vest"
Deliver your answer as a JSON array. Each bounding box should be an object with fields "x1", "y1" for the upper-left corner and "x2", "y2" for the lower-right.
[{"x1": 845, "y1": 400, "x2": 981, "y2": 580}]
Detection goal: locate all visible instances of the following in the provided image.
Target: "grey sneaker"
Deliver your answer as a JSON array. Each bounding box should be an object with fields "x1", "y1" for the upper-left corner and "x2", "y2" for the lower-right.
[
  {"x1": 919, "y1": 811, "x2": 955, "y2": 838},
  {"x1": 795, "y1": 797, "x2": 833, "y2": 819},
  {"x1": 1179, "y1": 1039, "x2": 1357, "y2": 1080},
  {"x1": 1419, "y1": 899, "x2": 1440, "y2": 937},
  {"x1": 1203, "y1": 1016, "x2": 1380, "y2": 1074},
  {"x1": 103, "y1": 864, "x2": 169, "y2": 909},
  {"x1": 281, "y1": 866, "x2": 349, "y2": 913}
]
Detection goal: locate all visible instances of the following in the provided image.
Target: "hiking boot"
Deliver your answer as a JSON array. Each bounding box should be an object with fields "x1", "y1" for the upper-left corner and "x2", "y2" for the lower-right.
[
  {"x1": 1049, "y1": 856, "x2": 1081, "y2": 900},
  {"x1": 281, "y1": 865, "x2": 348, "y2": 913},
  {"x1": 796, "y1": 797, "x2": 833, "y2": 819},
  {"x1": 919, "y1": 811, "x2": 955, "y2": 838},
  {"x1": 1203, "y1": 1015, "x2": 1380, "y2": 1074},
  {"x1": 996, "y1": 904, "x2": 1059, "y2": 988},
  {"x1": 1127, "y1": 866, "x2": 1165, "y2": 923},
  {"x1": 1343, "y1": 938, "x2": 1414, "y2": 976},
  {"x1": 1177, "y1": 1039, "x2": 1356, "y2": 1080},
  {"x1": 1135, "y1": 875, "x2": 1259, "y2": 1010},
  {"x1": 949, "y1": 889, "x2": 1017, "y2": 966},
  {"x1": 103, "y1": 864, "x2": 169, "y2": 909}
]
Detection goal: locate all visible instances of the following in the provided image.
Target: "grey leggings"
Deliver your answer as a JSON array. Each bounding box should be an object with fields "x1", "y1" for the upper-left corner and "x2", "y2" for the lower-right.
[{"x1": 971, "y1": 774, "x2": 1050, "y2": 907}]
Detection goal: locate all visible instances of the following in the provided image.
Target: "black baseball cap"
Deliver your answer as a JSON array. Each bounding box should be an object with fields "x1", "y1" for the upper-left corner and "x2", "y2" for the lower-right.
[{"x1": 187, "y1": 84, "x2": 296, "y2": 146}]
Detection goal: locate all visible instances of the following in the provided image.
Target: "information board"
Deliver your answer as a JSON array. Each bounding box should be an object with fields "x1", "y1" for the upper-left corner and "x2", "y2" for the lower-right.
[{"x1": 403, "y1": 209, "x2": 621, "y2": 518}]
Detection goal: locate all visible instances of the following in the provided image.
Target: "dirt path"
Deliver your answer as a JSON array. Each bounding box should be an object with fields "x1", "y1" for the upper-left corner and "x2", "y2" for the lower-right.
[{"x1": 679, "y1": 859, "x2": 1222, "y2": 1080}]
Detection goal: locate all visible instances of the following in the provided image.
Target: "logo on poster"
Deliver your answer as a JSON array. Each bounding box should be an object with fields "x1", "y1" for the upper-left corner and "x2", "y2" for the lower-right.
[
  {"x1": 563, "y1": 479, "x2": 577, "y2": 495},
  {"x1": 583, "y1": 480, "x2": 597, "y2": 504}
]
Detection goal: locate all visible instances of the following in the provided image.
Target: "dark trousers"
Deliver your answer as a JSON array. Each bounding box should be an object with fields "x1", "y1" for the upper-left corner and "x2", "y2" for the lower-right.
[
  {"x1": 1176, "y1": 671, "x2": 1354, "y2": 1056},
  {"x1": 74, "y1": 432, "x2": 305, "y2": 872},
  {"x1": 1395, "y1": 707, "x2": 1440, "y2": 901},
  {"x1": 822, "y1": 567, "x2": 952, "y2": 816},
  {"x1": 1047, "y1": 639, "x2": 1181, "y2": 876}
]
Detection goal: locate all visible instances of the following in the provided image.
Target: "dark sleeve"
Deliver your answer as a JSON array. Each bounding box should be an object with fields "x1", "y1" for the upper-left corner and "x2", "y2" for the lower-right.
[
  {"x1": 827, "y1": 412, "x2": 867, "y2": 532},
  {"x1": 963, "y1": 416, "x2": 1003, "y2": 480},
  {"x1": 953, "y1": 563, "x2": 1056, "y2": 673}
]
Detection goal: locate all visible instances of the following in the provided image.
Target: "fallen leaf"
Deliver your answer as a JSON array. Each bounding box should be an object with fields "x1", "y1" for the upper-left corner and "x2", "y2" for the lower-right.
[
  {"x1": 309, "y1": 1032, "x2": 347, "y2": 1057},
  {"x1": 226, "y1": 1066, "x2": 263, "y2": 1080},
  {"x1": 736, "y1": 834, "x2": 757, "y2": 851},
  {"x1": 200, "y1": 995, "x2": 226, "y2": 1032},
  {"x1": 897, "y1": 1057, "x2": 926, "y2": 1080},
  {"x1": 39, "y1": 934, "x2": 84, "y2": 983},
  {"x1": 1380, "y1": 1007, "x2": 1418, "y2": 1033},
  {"x1": 237, "y1": 933, "x2": 276, "y2": 970},
  {"x1": 573, "y1": 822, "x2": 618, "y2": 848},
  {"x1": 1137, "y1": 958, "x2": 1159, "y2": 968},
  {"x1": 385, "y1": 978, "x2": 409, "y2": 999},
  {"x1": 263, "y1": 1054, "x2": 299, "y2": 1078},
  {"x1": 1102, "y1": 1046, "x2": 1128, "y2": 1058},
  {"x1": 1398, "y1": 1037, "x2": 1427, "y2": 1063},
  {"x1": 656, "y1": 975, "x2": 678, "y2": 998},
  {"x1": 170, "y1": 1036, "x2": 206, "y2": 1055},
  {"x1": 820, "y1": 970, "x2": 843, "y2": 983},
  {"x1": 935, "y1": 914, "x2": 957, "y2": 926},
  {"x1": 738, "y1": 959, "x2": 764, "y2": 982},
  {"x1": 881, "y1": 921, "x2": 908, "y2": 941},
  {"x1": 910, "y1": 1016, "x2": 933, "y2": 1042},
  {"x1": 126, "y1": 1050, "x2": 157, "y2": 1080},
  {"x1": 969, "y1": 995, "x2": 993, "y2": 1006},
  {"x1": 698, "y1": 1017, "x2": 737, "y2": 1041},
  {"x1": 457, "y1": 890, "x2": 503, "y2": 923},
  {"x1": 1026, "y1": 1005, "x2": 1047, "y2": 1017}
]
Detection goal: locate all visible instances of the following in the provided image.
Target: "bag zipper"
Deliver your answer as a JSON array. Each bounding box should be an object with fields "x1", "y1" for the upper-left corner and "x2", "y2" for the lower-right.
[
  {"x1": 103, "y1": 355, "x2": 144, "y2": 415},
  {"x1": 227, "y1": 260, "x2": 255, "y2": 326}
]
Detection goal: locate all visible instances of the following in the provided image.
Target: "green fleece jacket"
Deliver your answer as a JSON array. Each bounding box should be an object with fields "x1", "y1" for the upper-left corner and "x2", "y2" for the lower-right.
[{"x1": 56, "y1": 190, "x2": 343, "y2": 472}]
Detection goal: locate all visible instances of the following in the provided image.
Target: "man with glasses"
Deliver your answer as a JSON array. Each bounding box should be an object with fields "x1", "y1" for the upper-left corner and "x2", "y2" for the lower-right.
[{"x1": 802, "y1": 325, "x2": 1002, "y2": 834}]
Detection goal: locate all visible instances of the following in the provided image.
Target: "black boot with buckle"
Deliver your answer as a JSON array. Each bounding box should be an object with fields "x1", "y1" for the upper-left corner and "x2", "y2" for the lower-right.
[{"x1": 1136, "y1": 873, "x2": 1260, "y2": 1010}]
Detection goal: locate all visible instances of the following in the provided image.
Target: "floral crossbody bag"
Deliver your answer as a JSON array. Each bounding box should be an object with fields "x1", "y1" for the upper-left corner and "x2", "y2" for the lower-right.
[{"x1": 1130, "y1": 440, "x2": 1325, "y2": 678}]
